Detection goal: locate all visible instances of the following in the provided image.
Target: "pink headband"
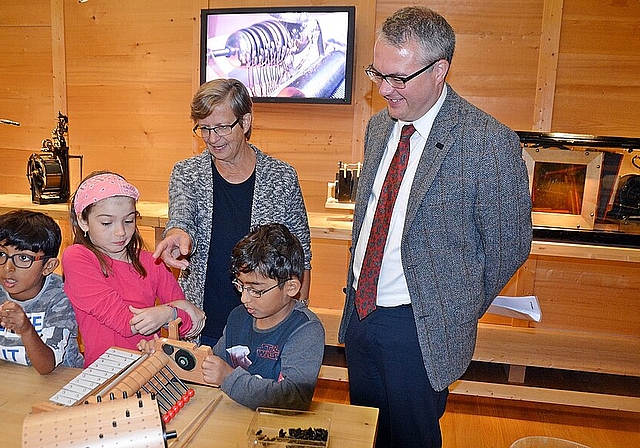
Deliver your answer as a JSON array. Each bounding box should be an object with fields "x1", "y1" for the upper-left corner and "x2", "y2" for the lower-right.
[{"x1": 74, "y1": 173, "x2": 140, "y2": 215}]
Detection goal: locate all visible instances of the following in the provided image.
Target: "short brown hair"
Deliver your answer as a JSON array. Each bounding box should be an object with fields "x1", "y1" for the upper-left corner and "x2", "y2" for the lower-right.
[{"x1": 190, "y1": 78, "x2": 253, "y2": 140}]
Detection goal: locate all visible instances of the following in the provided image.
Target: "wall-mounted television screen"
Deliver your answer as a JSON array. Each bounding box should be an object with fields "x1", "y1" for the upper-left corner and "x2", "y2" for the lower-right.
[{"x1": 200, "y1": 6, "x2": 356, "y2": 104}]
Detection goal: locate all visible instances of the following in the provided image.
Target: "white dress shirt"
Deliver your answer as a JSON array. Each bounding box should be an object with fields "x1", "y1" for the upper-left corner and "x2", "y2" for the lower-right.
[{"x1": 353, "y1": 85, "x2": 448, "y2": 307}]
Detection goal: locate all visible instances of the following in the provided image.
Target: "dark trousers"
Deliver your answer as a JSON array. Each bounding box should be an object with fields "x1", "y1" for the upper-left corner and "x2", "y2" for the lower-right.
[{"x1": 344, "y1": 305, "x2": 448, "y2": 448}]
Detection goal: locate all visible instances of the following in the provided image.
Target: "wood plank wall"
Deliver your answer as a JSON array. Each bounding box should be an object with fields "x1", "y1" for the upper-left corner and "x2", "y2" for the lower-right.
[{"x1": 1, "y1": 0, "x2": 639, "y2": 212}]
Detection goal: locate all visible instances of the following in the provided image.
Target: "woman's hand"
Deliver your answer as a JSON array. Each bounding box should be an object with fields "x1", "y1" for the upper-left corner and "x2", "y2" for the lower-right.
[{"x1": 153, "y1": 228, "x2": 193, "y2": 270}]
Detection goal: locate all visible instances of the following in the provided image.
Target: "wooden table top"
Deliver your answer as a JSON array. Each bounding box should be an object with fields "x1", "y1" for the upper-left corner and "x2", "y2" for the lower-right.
[{"x1": 2, "y1": 362, "x2": 378, "y2": 448}]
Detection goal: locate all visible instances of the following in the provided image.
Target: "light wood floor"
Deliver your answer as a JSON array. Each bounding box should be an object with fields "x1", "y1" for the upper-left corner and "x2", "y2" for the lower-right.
[{"x1": 313, "y1": 372, "x2": 640, "y2": 448}]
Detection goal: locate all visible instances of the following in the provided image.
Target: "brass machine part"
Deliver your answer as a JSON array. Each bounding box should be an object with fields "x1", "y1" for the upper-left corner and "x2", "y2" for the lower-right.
[{"x1": 26, "y1": 112, "x2": 83, "y2": 205}]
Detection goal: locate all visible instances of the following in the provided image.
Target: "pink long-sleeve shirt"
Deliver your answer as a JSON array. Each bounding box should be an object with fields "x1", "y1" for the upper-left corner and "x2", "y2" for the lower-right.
[{"x1": 62, "y1": 244, "x2": 192, "y2": 366}]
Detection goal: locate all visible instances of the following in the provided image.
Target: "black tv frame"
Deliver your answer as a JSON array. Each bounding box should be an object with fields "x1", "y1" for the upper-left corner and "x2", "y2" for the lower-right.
[{"x1": 199, "y1": 6, "x2": 356, "y2": 105}]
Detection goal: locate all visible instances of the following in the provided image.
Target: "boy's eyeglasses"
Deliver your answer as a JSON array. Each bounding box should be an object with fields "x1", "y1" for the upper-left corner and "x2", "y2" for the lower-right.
[
  {"x1": 0, "y1": 251, "x2": 48, "y2": 269},
  {"x1": 232, "y1": 278, "x2": 290, "y2": 299}
]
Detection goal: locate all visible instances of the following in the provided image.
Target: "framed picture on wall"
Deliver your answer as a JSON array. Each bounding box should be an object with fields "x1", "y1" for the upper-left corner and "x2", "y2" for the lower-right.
[{"x1": 523, "y1": 147, "x2": 603, "y2": 230}]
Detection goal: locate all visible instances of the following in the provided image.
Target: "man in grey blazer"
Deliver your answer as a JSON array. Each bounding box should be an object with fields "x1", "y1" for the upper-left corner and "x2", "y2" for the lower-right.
[{"x1": 338, "y1": 7, "x2": 532, "y2": 447}]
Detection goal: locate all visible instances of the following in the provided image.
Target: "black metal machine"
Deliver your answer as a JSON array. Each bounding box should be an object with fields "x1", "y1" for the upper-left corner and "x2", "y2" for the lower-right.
[
  {"x1": 516, "y1": 131, "x2": 640, "y2": 248},
  {"x1": 26, "y1": 112, "x2": 82, "y2": 204},
  {"x1": 516, "y1": 131, "x2": 640, "y2": 223}
]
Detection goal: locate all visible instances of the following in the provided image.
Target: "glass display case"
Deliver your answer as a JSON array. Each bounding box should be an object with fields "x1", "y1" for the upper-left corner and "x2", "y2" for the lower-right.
[{"x1": 517, "y1": 131, "x2": 640, "y2": 248}]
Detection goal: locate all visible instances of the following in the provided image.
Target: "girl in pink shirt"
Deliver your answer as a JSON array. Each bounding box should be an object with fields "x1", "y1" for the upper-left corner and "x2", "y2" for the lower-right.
[{"x1": 62, "y1": 171, "x2": 205, "y2": 366}]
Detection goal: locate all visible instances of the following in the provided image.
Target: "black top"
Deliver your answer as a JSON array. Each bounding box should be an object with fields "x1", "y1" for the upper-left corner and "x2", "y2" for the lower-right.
[{"x1": 202, "y1": 163, "x2": 255, "y2": 343}]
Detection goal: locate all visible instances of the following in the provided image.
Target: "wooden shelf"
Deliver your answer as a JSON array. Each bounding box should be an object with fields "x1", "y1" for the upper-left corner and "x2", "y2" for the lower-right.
[
  {"x1": 0, "y1": 193, "x2": 169, "y2": 229},
  {"x1": 310, "y1": 307, "x2": 343, "y2": 347},
  {"x1": 449, "y1": 379, "x2": 640, "y2": 413},
  {"x1": 473, "y1": 323, "x2": 640, "y2": 377},
  {"x1": 324, "y1": 200, "x2": 355, "y2": 211},
  {"x1": 308, "y1": 211, "x2": 352, "y2": 241},
  {"x1": 530, "y1": 240, "x2": 640, "y2": 262}
]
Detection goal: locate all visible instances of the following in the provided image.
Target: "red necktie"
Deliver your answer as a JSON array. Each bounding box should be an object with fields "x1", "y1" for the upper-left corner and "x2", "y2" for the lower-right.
[{"x1": 355, "y1": 124, "x2": 415, "y2": 319}]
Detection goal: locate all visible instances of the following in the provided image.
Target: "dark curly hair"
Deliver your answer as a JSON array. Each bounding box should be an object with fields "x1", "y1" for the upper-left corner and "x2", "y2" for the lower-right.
[{"x1": 230, "y1": 223, "x2": 304, "y2": 284}]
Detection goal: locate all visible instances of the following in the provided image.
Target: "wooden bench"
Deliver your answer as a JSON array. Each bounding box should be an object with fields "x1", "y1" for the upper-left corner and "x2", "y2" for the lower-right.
[
  {"x1": 312, "y1": 307, "x2": 640, "y2": 413},
  {"x1": 312, "y1": 308, "x2": 640, "y2": 378}
]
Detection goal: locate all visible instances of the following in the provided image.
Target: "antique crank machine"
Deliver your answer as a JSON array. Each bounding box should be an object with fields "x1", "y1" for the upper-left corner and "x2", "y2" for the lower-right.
[
  {"x1": 23, "y1": 323, "x2": 218, "y2": 448},
  {"x1": 26, "y1": 112, "x2": 83, "y2": 204}
]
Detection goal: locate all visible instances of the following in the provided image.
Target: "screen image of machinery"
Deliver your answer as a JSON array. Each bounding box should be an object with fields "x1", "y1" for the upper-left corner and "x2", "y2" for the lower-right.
[{"x1": 203, "y1": 10, "x2": 353, "y2": 102}]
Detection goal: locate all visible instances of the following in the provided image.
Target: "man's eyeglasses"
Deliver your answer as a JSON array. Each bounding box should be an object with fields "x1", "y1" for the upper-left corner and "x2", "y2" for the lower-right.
[
  {"x1": 232, "y1": 278, "x2": 290, "y2": 299},
  {"x1": 365, "y1": 59, "x2": 439, "y2": 89},
  {"x1": 193, "y1": 119, "x2": 240, "y2": 139},
  {"x1": 0, "y1": 251, "x2": 47, "y2": 269}
]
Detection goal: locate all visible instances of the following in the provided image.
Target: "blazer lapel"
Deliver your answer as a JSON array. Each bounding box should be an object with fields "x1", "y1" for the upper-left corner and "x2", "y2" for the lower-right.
[{"x1": 405, "y1": 87, "x2": 461, "y2": 228}]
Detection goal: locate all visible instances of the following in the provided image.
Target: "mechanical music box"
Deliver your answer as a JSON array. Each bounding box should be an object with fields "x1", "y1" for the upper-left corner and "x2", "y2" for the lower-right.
[
  {"x1": 23, "y1": 322, "x2": 218, "y2": 448},
  {"x1": 26, "y1": 112, "x2": 83, "y2": 205}
]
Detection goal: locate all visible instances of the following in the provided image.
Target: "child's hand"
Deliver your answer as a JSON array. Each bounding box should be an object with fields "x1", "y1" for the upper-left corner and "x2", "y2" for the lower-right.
[
  {"x1": 0, "y1": 301, "x2": 32, "y2": 335},
  {"x1": 137, "y1": 334, "x2": 160, "y2": 354},
  {"x1": 129, "y1": 305, "x2": 173, "y2": 335},
  {"x1": 201, "y1": 354, "x2": 234, "y2": 386},
  {"x1": 171, "y1": 300, "x2": 206, "y2": 339}
]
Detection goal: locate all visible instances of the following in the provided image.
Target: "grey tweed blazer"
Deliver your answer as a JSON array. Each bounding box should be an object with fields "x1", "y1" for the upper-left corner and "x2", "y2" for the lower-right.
[
  {"x1": 165, "y1": 144, "x2": 311, "y2": 311},
  {"x1": 338, "y1": 85, "x2": 532, "y2": 391}
]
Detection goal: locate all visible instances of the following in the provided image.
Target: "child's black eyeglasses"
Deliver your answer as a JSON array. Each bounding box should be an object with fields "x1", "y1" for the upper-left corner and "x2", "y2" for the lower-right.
[
  {"x1": 232, "y1": 278, "x2": 290, "y2": 299},
  {"x1": 0, "y1": 251, "x2": 47, "y2": 269}
]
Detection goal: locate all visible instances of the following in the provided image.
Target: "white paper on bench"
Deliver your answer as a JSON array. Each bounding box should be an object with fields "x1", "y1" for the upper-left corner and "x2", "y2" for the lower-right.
[{"x1": 487, "y1": 295, "x2": 542, "y2": 322}]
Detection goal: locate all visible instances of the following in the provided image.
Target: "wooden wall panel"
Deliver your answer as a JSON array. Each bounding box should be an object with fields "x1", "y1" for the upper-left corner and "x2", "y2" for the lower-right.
[
  {"x1": 61, "y1": 0, "x2": 197, "y2": 198},
  {"x1": 3, "y1": 0, "x2": 639, "y2": 207},
  {"x1": 0, "y1": 0, "x2": 54, "y2": 195},
  {"x1": 530, "y1": 256, "x2": 640, "y2": 336},
  {"x1": 533, "y1": 0, "x2": 563, "y2": 131},
  {"x1": 0, "y1": 0, "x2": 376, "y2": 212},
  {"x1": 251, "y1": 104, "x2": 357, "y2": 183},
  {"x1": 552, "y1": 0, "x2": 640, "y2": 136},
  {"x1": 372, "y1": 0, "x2": 544, "y2": 132},
  {"x1": 308, "y1": 238, "x2": 350, "y2": 310},
  {"x1": 1, "y1": 0, "x2": 639, "y2": 381},
  {"x1": 2, "y1": 0, "x2": 640, "y2": 204},
  {"x1": 0, "y1": 0, "x2": 51, "y2": 25}
]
